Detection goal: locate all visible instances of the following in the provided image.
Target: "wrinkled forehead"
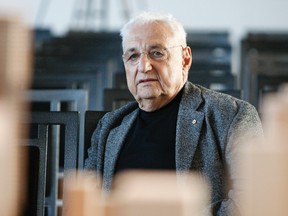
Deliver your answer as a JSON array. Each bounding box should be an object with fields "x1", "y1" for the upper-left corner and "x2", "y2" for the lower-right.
[{"x1": 122, "y1": 22, "x2": 176, "y2": 51}]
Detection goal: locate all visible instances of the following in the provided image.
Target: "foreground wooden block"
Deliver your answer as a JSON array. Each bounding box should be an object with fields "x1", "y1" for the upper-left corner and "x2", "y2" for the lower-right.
[
  {"x1": 0, "y1": 15, "x2": 32, "y2": 96},
  {"x1": 64, "y1": 170, "x2": 211, "y2": 216},
  {"x1": 238, "y1": 85, "x2": 288, "y2": 216},
  {"x1": 107, "y1": 170, "x2": 211, "y2": 216},
  {"x1": 0, "y1": 101, "x2": 24, "y2": 216},
  {"x1": 0, "y1": 14, "x2": 31, "y2": 216},
  {"x1": 64, "y1": 171, "x2": 105, "y2": 216}
]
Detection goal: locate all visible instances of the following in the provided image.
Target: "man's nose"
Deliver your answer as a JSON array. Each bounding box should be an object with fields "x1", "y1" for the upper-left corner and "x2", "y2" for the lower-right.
[{"x1": 138, "y1": 53, "x2": 152, "y2": 73}]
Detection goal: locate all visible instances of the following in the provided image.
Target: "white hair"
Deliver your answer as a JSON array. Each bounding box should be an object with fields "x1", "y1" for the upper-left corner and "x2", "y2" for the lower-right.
[{"x1": 120, "y1": 11, "x2": 187, "y2": 47}]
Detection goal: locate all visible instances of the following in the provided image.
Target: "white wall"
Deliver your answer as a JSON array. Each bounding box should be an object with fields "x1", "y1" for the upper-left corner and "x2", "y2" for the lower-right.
[
  {"x1": 1, "y1": 0, "x2": 288, "y2": 74},
  {"x1": 2, "y1": 0, "x2": 288, "y2": 36}
]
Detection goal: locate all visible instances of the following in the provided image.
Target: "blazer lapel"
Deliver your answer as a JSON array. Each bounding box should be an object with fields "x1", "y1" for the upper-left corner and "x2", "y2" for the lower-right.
[
  {"x1": 175, "y1": 82, "x2": 204, "y2": 172},
  {"x1": 176, "y1": 111, "x2": 204, "y2": 171},
  {"x1": 102, "y1": 109, "x2": 138, "y2": 190}
]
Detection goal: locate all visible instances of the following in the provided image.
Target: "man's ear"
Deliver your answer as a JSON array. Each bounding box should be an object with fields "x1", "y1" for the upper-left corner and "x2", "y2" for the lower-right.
[{"x1": 182, "y1": 46, "x2": 192, "y2": 76}]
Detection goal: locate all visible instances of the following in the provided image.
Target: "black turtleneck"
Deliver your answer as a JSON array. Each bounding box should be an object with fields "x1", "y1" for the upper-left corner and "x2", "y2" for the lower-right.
[{"x1": 114, "y1": 89, "x2": 183, "y2": 174}]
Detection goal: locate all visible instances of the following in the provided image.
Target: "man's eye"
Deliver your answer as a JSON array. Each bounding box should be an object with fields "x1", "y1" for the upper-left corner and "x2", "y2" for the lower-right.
[
  {"x1": 128, "y1": 53, "x2": 140, "y2": 61},
  {"x1": 150, "y1": 50, "x2": 165, "y2": 58}
]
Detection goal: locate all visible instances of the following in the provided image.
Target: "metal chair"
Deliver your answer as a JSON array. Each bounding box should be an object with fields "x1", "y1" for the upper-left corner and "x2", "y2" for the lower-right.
[{"x1": 24, "y1": 111, "x2": 79, "y2": 216}]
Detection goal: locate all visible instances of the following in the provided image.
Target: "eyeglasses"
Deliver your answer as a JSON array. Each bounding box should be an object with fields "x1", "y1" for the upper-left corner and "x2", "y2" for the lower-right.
[{"x1": 122, "y1": 45, "x2": 184, "y2": 65}]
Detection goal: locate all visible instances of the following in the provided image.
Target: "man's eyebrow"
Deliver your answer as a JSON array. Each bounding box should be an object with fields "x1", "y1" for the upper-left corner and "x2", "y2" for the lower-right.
[
  {"x1": 149, "y1": 44, "x2": 164, "y2": 49},
  {"x1": 124, "y1": 47, "x2": 138, "y2": 53},
  {"x1": 124, "y1": 44, "x2": 165, "y2": 54}
]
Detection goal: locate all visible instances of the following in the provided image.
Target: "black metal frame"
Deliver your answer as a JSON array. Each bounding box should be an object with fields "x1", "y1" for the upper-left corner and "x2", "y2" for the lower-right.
[{"x1": 25, "y1": 111, "x2": 79, "y2": 216}]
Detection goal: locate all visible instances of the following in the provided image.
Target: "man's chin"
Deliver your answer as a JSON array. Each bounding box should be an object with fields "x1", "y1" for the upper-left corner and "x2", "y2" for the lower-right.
[{"x1": 137, "y1": 91, "x2": 160, "y2": 100}]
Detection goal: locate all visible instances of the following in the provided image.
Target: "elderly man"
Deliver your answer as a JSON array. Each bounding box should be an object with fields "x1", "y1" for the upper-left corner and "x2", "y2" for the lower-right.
[{"x1": 85, "y1": 12, "x2": 263, "y2": 215}]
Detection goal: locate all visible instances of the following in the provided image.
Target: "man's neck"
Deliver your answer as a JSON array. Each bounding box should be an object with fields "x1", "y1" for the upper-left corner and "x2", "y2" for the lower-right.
[
  {"x1": 138, "y1": 94, "x2": 181, "y2": 112},
  {"x1": 138, "y1": 98, "x2": 168, "y2": 112}
]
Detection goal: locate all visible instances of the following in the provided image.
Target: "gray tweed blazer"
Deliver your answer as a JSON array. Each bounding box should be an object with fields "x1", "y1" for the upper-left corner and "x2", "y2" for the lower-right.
[{"x1": 85, "y1": 81, "x2": 263, "y2": 216}]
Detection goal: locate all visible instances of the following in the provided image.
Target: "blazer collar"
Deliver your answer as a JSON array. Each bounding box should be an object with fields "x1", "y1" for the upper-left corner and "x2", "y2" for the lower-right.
[{"x1": 103, "y1": 109, "x2": 139, "y2": 190}]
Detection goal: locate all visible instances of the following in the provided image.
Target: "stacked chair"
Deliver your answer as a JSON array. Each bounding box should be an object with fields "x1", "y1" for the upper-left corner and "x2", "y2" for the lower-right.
[
  {"x1": 240, "y1": 32, "x2": 288, "y2": 110},
  {"x1": 33, "y1": 31, "x2": 123, "y2": 110},
  {"x1": 25, "y1": 112, "x2": 79, "y2": 216},
  {"x1": 186, "y1": 31, "x2": 236, "y2": 91}
]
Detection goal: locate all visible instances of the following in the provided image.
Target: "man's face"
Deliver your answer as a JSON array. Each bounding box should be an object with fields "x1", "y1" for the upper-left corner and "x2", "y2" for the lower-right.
[{"x1": 122, "y1": 22, "x2": 191, "y2": 110}]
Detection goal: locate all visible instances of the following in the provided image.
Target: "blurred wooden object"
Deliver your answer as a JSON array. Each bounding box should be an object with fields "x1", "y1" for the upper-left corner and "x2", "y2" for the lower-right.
[
  {"x1": 64, "y1": 170, "x2": 211, "y2": 216},
  {"x1": 0, "y1": 15, "x2": 32, "y2": 95},
  {"x1": 64, "y1": 171, "x2": 105, "y2": 216},
  {"x1": 0, "y1": 14, "x2": 32, "y2": 216},
  {"x1": 238, "y1": 84, "x2": 288, "y2": 216},
  {"x1": 0, "y1": 101, "x2": 25, "y2": 216},
  {"x1": 108, "y1": 171, "x2": 211, "y2": 216}
]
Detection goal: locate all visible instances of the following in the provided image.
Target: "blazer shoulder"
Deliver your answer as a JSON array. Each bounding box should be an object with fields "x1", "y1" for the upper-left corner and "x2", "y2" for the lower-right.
[
  {"x1": 198, "y1": 85, "x2": 254, "y2": 111},
  {"x1": 184, "y1": 83, "x2": 258, "y2": 121}
]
